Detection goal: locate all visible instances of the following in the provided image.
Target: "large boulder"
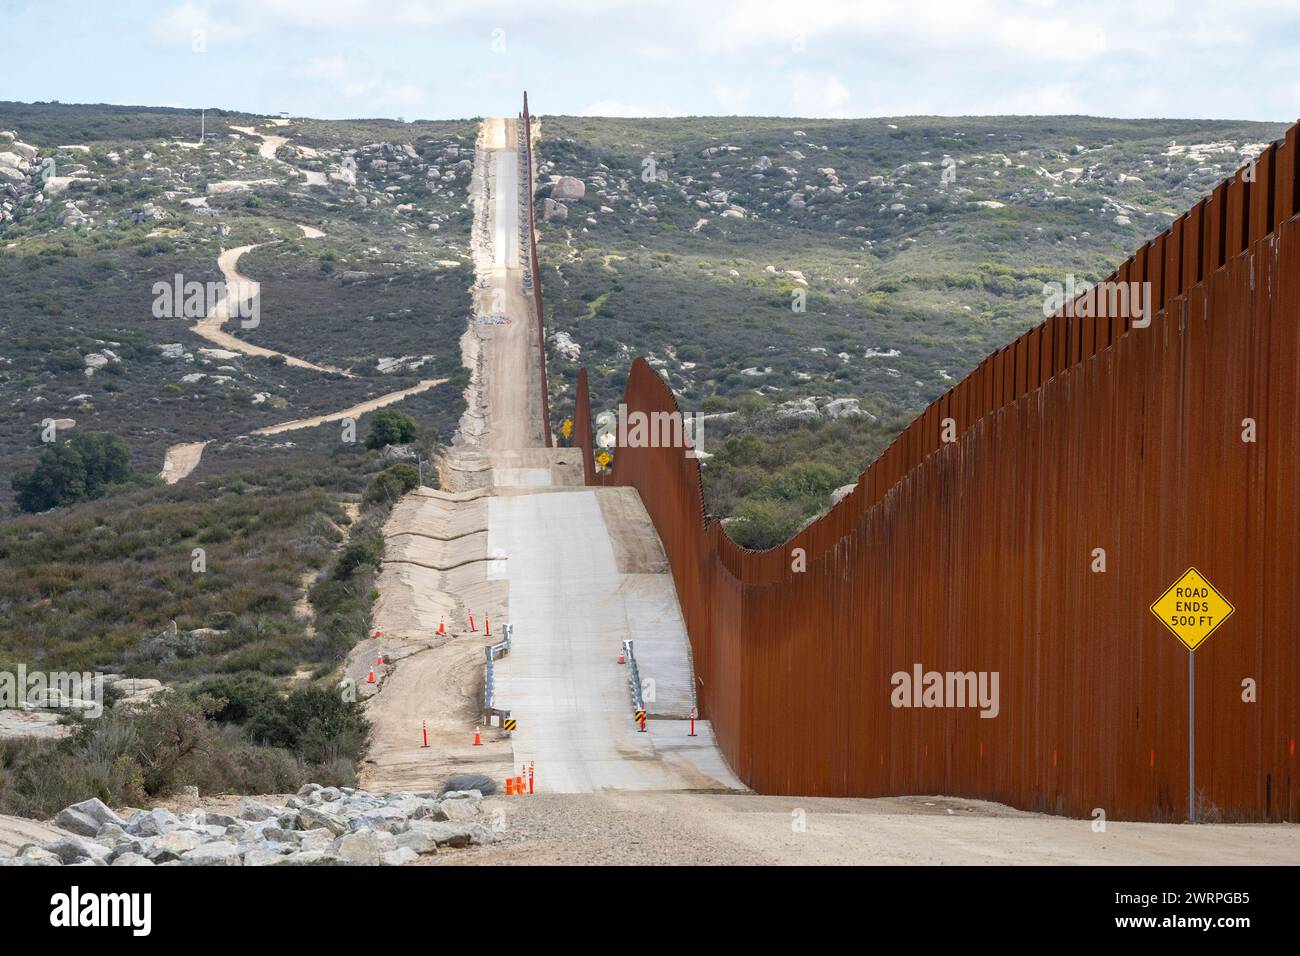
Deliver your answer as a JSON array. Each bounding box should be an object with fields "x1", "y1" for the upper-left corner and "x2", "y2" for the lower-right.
[
  {"x1": 440, "y1": 798, "x2": 478, "y2": 822},
  {"x1": 441, "y1": 774, "x2": 497, "y2": 796},
  {"x1": 381, "y1": 846, "x2": 419, "y2": 866},
  {"x1": 124, "y1": 808, "x2": 179, "y2": 838},
  {"x1": 44, "y1": 835, "x2": 112, "y2": 864},
  {"x1": 405, "y1": 820, "x2": 494, "y2": 848},
  {"x1": 53, "y1": 798, "x2": 125, "y2": 837},
  {"x1": 181, "y1": 841, "x2": 243, "y2": 866},
  {"x1": 334, "y1": 830, "x2": 386, "y2": 865},
  {"x1": 237, "y1": 797, "x2": 279, "y2": 822},
  {"x1": 824, "y1": 398, "x2": 863, "y2": 418},
  {"x1": 296, "y1": 806, "x2": 347, "y2": 835},
  {"x1": 145, "y1": 829, "x2": 206, "y2": 863},
  {"x1": 17, "y1": 846, "x2": 62, "y2": 866},
  {"x1": 345, "y1": 806, "x2": 408, "y2": 833},
  {"x1": 551, "y1": 176, "x2": 585, "y2": 201},
  {"x1": 394, "y1": 829, "x2": 439, "y2": 855}
]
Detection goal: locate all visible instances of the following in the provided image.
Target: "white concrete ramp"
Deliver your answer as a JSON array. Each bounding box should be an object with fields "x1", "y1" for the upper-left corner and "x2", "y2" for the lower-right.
[
  {"x1": 368, "y1": 117, "x2": 740, "y2": 796},
  {"x1": 489, "y1": 488, "x2": 742, "y2": 793}
]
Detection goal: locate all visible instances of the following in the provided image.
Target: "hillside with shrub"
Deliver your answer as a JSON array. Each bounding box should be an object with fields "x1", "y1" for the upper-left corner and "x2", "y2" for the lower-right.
[{"x1": 535, "y1": 113, "x2": 1287, "y2": 546}]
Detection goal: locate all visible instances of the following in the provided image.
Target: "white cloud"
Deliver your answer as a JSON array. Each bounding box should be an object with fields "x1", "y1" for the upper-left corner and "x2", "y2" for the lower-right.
[
  {"x1": 788, "y1": 72, "x2": 852, "y2": 118},
  {"x1": 293, "y1": 56, "x2": 425, "y2": 108},
  {"x1": 577, "y1": 99, "x2": 686, "y2": 117}
]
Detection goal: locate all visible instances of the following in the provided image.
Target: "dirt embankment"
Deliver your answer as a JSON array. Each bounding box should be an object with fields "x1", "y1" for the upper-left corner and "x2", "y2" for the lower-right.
[{"x1": 359, "y1": 118, "x2": 532, "y2": 795}]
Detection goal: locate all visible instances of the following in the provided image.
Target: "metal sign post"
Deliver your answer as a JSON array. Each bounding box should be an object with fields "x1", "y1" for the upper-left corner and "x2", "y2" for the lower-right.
[
  {"x1": 1150, "y1": 567, "x2": 1233, "y2": 824},
  {"x1": 1188, "y1": 651, "x2": 1195, "y2": 823}
]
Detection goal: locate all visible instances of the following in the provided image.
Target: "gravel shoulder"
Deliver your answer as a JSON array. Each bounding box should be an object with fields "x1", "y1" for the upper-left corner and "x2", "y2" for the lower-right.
[{"x1": 440, "y1": 792, "x2": 1300, "y2": 866}]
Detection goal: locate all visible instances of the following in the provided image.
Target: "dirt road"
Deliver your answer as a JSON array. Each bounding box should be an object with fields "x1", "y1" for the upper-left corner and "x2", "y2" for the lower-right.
[
  {"x1": 158, "y1": 440, "x2": 209, "y2": 484},
  {"x1": 362, "y1": 116, "x2": 737, "y2": 798},
  {"x1": 438, "y1": 792, "x2": 1300, "y2": 866},
  {"x1": 191, "y1": 243, "x2": 352, "y2": 375},
  {"x1": 159, "y1": 221, "x2": 440, "y2": 480},
  {"x1": 0, "y1": 815, "x2": 67, "y2": 856},
  {"x1": 230, "y1": 124, "x2": 289, "y2": 162},
  {"x1": 251, "y1": 379, "x2": 446, "y2": 435}
]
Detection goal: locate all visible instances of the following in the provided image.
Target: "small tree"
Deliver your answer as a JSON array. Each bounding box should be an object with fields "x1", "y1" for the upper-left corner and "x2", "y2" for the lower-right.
[
  {"x1": 364, "y1": 409, "x2": 419, "y2": 449},
  {"x1": 12, "y1": 432, "x2": 132, "y2": 512}
]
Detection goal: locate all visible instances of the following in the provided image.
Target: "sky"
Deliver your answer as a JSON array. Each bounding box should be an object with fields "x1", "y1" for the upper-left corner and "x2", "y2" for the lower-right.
[{"x1": 3, "y1": 0, "x2": 1300, "y2": 122}]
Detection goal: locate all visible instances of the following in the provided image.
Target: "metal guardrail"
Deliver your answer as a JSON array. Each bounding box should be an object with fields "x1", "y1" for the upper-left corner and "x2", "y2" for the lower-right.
[
  {"x1": 518, "y1": 138, "x2": 533, "y2": 287},
  {"x1": 622, "y1": 639, "x2": 644, "y2": 716},
  {"x1": 483, "y1": 623, "x2": 513, "y2": 724}
]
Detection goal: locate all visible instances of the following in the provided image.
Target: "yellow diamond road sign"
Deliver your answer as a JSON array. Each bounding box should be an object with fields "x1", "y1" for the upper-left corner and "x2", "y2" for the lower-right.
[{"x1": 1150, "y1": 567, "x2": 1234, "y2": 651}]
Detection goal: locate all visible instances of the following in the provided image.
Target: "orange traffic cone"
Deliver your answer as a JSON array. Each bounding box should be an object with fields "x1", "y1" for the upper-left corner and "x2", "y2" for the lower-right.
[
  {"x1": 438, "y1": 617, "x2": 446, "y2": 636},
  {"x1": 376, "y1": 651, "x2": 384, "y2": 665},
  {"x1": 374, "y1": 630, "x2": 381, "y2": 639},
  {"x1": 617, "y1": 649, "x2": 626, "y2": 664},
  {"x1": 473, "y1": 726, "x2": 482, "y2": 746},
  {"x1": 368, "y1": 667, "x2": 376, "y2": 684}
]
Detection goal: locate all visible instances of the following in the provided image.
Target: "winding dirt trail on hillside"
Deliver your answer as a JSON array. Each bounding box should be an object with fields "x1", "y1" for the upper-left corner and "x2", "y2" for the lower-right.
[
  {"x1": 230, "y1": 124, "x2": 290, "y2": 162},
  {"x1": 233, "y1": 121, "x2": 329, "y2": 186},
  {"x1": 160, "y1": 222, "x2": 440, "y2": 481},
  {"x1": 252, "y1": 379, "x2": 447, "y2": 435},
  {"x1": 190, "y1": 240, "x2": 352, "y2": 376}
]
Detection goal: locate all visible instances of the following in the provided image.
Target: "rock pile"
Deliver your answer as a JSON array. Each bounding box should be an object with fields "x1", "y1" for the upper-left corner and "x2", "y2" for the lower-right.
[
  {"x1": 0, "y1": 130, "x2": 100, "y2": 226},
  {"x1": 0, "y1": 783, "x2": 495, "y2": 867}
]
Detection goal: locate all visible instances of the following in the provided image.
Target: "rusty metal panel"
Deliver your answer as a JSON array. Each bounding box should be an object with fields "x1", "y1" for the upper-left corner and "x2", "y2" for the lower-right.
[
  {"x1": 1166, "y1": 214, "x2": 1185, "y2": 303},
  {"x1": 1277, "y1": 128, "x2": 1297, "y2": 227},
  {"x1": 1250, "y1": 143, "x2": 1276, "y2": 243},
  {"x1": 1150, "y1": 232, "x2": 1167, "y2": 317},
  {"x1": 1184, "y1": 200, "x2": 1205, "y2": 291},
  {"x1": 1227, "y1": 170, "x2": 1249, "y2": 258},
  {"x1": 553, "y1": 116, "x2": 1300, "y2": 822}
]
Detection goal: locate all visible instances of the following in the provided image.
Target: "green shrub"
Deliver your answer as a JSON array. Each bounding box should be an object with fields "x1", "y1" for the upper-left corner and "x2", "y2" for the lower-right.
[
  {"x1": 11, "y1": 432, "x2": 133, "y2": 513},
  {"x1": 333, "y1": 530, "x2": 383, "y2": 580},
  {"x1": 0, "y1": 685, "x2": 370, "y2": 816},
  {"x1": 363, "y1": 463, "x2": 419, "y2": 504},
  {"x1": 365, "y1": 409, "x2": 419, "y2": 449}
]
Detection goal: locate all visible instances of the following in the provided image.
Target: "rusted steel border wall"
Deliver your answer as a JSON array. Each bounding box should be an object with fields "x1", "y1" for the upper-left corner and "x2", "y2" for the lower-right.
[
  {"x1": 522, "y1": 93, "x2": 553, "y2": 446},
  {"x1": 562, "y1": 120, "x2": 1300, "y2": 821}
]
